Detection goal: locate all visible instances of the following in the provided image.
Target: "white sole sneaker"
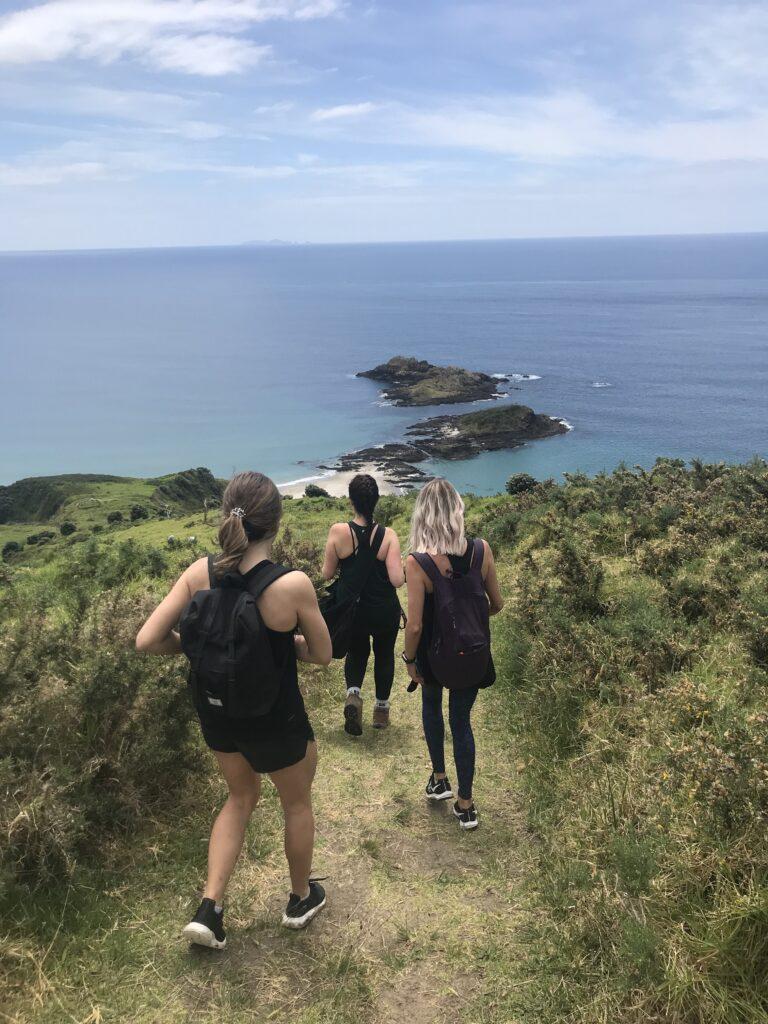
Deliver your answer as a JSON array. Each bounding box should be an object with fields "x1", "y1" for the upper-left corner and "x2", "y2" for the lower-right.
[
  {"x1": 426, "y1": 787, "x2": 453, "y2": 801},
  {"x1": 281, "y1": 895, "x2": 327, "y2": 930},
  {"x1": 182, "y1": 922, "x2": 227, "y2": 949},
  {"x1": 453, "y1": 805, "x2": 479, "y2": 830}
]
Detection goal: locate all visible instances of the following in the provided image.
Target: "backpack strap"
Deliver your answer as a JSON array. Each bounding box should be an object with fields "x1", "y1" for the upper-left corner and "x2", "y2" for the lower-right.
[
  {"x1": 246, "y1": 562, "x2": 294, "y2": 599},
  {"x1": 411, "y1": 551, "x2": 442, "y2": 584},
  {"x1": 370, "y1": 523, "x2": 385, "y2": 556},
  {"x1": 471, "y1": 538, "x2": 485, "y2": 572},
  {"x1": 207, "y1": 554, "x2": 218, "y2": 588}
]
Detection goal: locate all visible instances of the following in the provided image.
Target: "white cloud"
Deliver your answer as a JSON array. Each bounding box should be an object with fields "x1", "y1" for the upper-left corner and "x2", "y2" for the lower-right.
[
  {"x1": 0, "y1": 159, "x2": 107, "y2": 186},
  {"x1": 667, "y1": 4, "x2": 768, "y2": 112},
  {"x1": 310, "y1": 101, "x2": 377, "y2": 121},
  {"x1": 0, "y1": 0, "x2": 342, "y2": 75},
  {"x1": 254, "y1": 100, "x2": 295, "y2": 114}
]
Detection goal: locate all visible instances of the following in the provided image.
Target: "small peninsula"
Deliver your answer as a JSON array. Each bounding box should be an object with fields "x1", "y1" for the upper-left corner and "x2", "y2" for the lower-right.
[{"x1": 357, "y1": 356, "x2": 506, "y2": 406}]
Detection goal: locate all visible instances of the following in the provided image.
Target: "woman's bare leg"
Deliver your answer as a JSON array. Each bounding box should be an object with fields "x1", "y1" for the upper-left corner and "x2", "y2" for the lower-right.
[
  {"x1": 203, "y1": 751, "x2": 261, "y2": 903},
  {"x1": 269, "y1": 741, "x2": 318, "y2": 899}
]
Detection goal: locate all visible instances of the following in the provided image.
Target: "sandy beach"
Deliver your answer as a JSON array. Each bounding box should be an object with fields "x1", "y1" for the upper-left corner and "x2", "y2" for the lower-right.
[{"x1": 277, "y1": 462, "x2": 402, "y2": 498}]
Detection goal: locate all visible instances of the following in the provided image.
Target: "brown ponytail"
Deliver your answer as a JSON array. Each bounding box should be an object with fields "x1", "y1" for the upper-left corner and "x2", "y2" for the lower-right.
[{"x1": 215, "y1": 471, "x2": 282, "y2": 576}]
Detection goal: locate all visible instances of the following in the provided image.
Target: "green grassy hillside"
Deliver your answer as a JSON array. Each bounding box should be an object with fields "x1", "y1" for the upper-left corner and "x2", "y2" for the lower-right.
[{"x1": 1, "y1": 459, "x2": 766, "y2": 1023}]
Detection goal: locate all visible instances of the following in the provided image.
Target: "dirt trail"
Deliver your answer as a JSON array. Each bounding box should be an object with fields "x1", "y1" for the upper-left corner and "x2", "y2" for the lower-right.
[{"x1": 181, "y1": 668, "x2": 535, "y2": 1024}]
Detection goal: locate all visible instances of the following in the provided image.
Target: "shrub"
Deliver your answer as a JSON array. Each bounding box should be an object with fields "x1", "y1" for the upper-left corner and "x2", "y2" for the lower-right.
[
  {"x1": 130, "y1": 504, "x2": 149, "y2": 521},
  {"x1": 506, "y1": 472, "x2": 538, "y2": 495},
  {"x1": 0, "y1": 558, "x2": 194, "y2": 888},
  {"x1": 59, "y1": 521, "x2": 77, "y2": 536},
  {"x1": 272, "y1": 525, "x2": 324, "y2": 592},
  {"x1": 2, "y1": 540, "x2": 22, "y2": 560},
  {"x1": 106, "y1": 511, "x2": 123, "y2": 525},
  {"x1": 304, "y1": 483, "x2": 331, "y2": 498}
]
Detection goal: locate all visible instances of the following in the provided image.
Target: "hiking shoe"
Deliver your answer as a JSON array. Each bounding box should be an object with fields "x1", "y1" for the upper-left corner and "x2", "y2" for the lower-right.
[
  {"x1": 182, "y1": 897, "x2": 226, "y2": 949},
  {"x1": 453, "y1": 801, "x2": 479, "y2": 830},
  {"x1": 425, "y1": 773, "x2": 453, "y2": 801},
  {"x1": 372, "y1": 704, "x2": 390, "y2": 729},
  {"x1": 282, "y1": 881, "x2": 327, "y2": 930},
  {"x1": 344, "y1": 692, "x2": 363, "y2": 736}
]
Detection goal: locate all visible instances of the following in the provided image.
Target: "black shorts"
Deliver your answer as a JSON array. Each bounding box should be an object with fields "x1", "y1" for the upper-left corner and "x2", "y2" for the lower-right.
[{"x1": 197, "y1": 711, "x2": 315, "y2": 774}]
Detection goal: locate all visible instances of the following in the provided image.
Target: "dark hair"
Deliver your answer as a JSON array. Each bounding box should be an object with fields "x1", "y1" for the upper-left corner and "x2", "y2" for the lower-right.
[
  {"x1": 349, "y1": 473, "x2": 379, "y2": 528},
  {"x1": 216, "y1": 471, "x2": 282, "y2": 577}
]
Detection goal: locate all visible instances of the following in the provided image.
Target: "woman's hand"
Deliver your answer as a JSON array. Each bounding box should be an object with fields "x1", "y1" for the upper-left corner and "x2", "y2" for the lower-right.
[
  {"x1": 406, "y1": 661, "x2": 424, "y2": 686},
  {"x1": 294, "y1": 633, "x2": 310, "y2": 662}
]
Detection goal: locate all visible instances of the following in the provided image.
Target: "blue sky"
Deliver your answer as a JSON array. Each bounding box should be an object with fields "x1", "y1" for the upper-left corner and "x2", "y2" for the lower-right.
[{"x1": 0, "y1": 0, "x2": 767, "y2": 249}]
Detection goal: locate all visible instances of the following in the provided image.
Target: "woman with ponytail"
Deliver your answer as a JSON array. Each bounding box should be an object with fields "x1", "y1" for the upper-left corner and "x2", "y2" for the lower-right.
[
  {"x1": 137, "y1": 471, "x2": 332, "y2": 946},
  {"x1": 322, "y1": 474, "x2": 404, "y2": 734}
]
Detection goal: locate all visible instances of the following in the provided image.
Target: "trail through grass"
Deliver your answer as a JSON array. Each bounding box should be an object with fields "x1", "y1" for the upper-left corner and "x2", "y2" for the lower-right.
[{"x1": 2, "y1": 659, "x2": 536, "y2": 1024}]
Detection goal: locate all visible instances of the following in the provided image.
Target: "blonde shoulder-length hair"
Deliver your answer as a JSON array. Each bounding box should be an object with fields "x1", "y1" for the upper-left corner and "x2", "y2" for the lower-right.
[{"x1": 408, "y1": 477, "x2": 466, "y2": 555}]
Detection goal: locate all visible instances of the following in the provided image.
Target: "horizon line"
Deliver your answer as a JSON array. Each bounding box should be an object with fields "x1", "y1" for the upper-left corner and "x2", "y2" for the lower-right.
[{"x1": 1, "y1": 228, "x2": 767, "y2": 258}]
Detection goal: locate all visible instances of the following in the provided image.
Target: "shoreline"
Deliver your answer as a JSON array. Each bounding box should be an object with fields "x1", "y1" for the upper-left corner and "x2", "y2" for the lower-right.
[{"x1": 277, "y1": 462, "x2": 403, "y2": 498}]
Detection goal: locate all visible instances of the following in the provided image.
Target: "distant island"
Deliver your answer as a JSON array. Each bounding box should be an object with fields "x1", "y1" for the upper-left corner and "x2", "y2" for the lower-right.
[
  {"x1": 357, "y1": 355, "x2": 507, "y2": 406},
  {"x1": 328, "y1": 403, "x2": 569, "y2": 487}
]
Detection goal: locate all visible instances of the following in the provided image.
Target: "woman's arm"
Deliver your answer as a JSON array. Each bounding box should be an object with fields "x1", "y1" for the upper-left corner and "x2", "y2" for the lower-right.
[
  {"x1": 481, "y1": 541, "x2": 504, "y2": 615},
  {"x1": 293, "y1": 573, "x2": 333, "y2": 666},
  {"x1": 384, "y1": 529, "x2": 405, "y2": 588},
  {"x1": 321, "y1": 525, "x2": 341, "y2": 581},
  {"x1": 403, "y1": 555, "x2": 426, "y2": 684},
  {"x1": 136, "y1": 569, "x2": 193, "y2": 654}
]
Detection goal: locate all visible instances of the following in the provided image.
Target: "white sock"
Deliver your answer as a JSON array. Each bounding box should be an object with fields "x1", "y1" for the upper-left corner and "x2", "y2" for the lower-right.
[
  {"x1": 347, "y1": 687, "x2": 361, "y2": 697},
  {"x1": 374, "y1": 699, "x2": 390, "y2": 709},
  {"x1": 214, "y1": 903, "x2": 223, "y2": 914}
]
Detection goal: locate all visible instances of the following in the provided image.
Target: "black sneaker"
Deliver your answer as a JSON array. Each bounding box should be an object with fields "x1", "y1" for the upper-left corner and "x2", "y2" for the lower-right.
[
  {"x1": 425, "y1": 772, "x2": 453, "y2": 801},
  {"x1": 453, "y1": 801, "x2": 479, "y2": 830},
  {"x1": 182, "y1": 897, "x2": 226, "y2": 949},
  {"x1": 282, "y1": 880, "x2": 327, "y2": 930}
]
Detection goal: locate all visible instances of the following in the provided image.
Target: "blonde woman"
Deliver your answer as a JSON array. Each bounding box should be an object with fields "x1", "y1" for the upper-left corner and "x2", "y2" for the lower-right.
[{"x1": 402, "y1": 478, "x2": 504, "y2": 829}]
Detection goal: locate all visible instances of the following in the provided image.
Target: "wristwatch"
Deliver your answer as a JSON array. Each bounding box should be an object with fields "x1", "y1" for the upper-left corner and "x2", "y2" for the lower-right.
[{"x1": 401, "y1": 652, "x2": 417, "y2": 665}]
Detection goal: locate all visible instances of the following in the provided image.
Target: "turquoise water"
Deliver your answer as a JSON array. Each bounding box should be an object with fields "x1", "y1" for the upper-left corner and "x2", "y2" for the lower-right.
[{"x1": 1, "y1": 234, "x2": 767, "y2": 493}]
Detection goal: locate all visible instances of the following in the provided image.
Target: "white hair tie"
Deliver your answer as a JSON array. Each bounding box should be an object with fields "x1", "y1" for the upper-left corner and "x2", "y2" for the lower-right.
[{"x1": 230, "y1": 507, "x2": 246, "y2": 519}]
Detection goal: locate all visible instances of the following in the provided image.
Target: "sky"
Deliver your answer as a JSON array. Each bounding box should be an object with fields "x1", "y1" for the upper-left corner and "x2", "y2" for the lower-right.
[{"x1": 0, "y1": 0, "x2": 767, "y2": 250}]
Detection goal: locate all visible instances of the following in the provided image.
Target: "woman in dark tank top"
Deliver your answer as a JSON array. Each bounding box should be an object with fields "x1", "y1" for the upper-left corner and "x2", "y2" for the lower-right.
[{"x1": 322, "y1": 474, "x2": 405, "y2": 735}]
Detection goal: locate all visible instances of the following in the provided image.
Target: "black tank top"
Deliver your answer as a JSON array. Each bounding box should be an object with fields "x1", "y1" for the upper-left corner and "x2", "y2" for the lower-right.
[{"x1": 337, "y1": 522, "x2": 400, "y2": 620}]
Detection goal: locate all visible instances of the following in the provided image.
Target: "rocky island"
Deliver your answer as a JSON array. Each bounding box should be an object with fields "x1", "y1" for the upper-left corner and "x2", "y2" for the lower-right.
[
  {"x1": 327, "y1": 403, "x2": 568, "y2": 487},
  {"x1": 357, "y1": 355, "x2": 506, "y2": 406}
]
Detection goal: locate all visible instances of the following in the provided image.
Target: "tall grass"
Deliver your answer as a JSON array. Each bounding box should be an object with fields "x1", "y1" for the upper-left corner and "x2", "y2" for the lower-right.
[{"x1": 480, "y1": 458, "x2": 768, "y2": 1023}]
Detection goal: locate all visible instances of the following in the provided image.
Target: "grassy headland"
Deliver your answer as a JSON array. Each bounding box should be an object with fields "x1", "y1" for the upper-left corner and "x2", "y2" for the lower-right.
[{"x1": 1, "y1": 458, "x2": 766, "y2": 1023}]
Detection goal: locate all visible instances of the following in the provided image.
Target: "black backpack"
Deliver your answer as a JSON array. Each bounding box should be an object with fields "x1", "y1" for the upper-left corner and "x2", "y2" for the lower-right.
[
  {"x1": 412, "y1": 539, "x2": 491, "y2": 689},
  {"x1": 179, "y1": 556, "x2": 292, "y2": 718},
  {"x1": 319, "y1": 524, "x2": 385, "y2": 659}
]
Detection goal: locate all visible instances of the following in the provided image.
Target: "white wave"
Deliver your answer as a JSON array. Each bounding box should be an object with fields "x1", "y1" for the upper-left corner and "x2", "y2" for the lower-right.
[
  {"x1": 591, "y1": 381, "x2": 612, "y2": 388},
  {"x1": 555, "y1": 418, "x2": 574, "y2": 431},
  {"x1": 508, "y1": 372, "x2": 542, "y2": 382},
  {"x1": 277, "y1": 470, "x2": 335, "y2": 487},
  {"x1": 491, "y1": 373, "x2": 508, "y2": 379}
]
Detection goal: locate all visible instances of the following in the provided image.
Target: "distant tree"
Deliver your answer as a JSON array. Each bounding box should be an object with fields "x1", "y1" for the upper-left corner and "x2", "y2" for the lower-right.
[
  {"x1": 305, "y1": 483, "x2": 330, "y2": 498},
  {"x1": 59, "y1": 521, "x2": 77, "y2": 536},
  {"x1": 130, "y1": 504, "x2": 149, "y2": 522},
  {"x1": 106, "y1": 511, "x2": 123, "y2": 525},
  {"x1": 506, "y1": 473, "x2": 538, "y2": 496},
  {"x1": 2, "y1": 540, "x2": 22, "y2": 560}
]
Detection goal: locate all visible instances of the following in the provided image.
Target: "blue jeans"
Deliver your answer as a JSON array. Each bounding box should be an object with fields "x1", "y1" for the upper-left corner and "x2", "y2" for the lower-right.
[{"x1": 421, "y1": 684, "x2": 479, "y2": 801}]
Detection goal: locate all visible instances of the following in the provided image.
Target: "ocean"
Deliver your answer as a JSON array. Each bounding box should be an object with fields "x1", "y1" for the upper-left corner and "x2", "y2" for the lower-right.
[{"x1": 1, "y1": 234, "x2": 767, "y2": 494}]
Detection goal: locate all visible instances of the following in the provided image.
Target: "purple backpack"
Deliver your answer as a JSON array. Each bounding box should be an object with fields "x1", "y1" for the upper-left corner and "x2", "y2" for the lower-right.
[{"x1": 413, "y1": 539, "x2": 491, "y2": 689}]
